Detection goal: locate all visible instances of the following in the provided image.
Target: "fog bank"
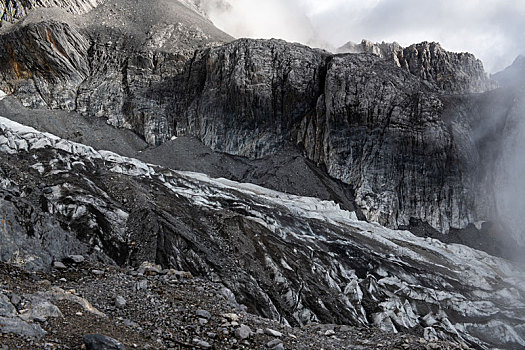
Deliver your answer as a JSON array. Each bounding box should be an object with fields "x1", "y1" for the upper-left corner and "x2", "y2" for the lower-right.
[{"x1": 199, "y1": 0, "x2": 525, "y2": 73}]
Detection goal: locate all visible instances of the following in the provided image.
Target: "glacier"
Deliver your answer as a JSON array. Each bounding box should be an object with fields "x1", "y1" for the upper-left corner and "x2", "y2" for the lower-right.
[{"x1": 0, "y1": 116, "x2": 524, "y2": 349}]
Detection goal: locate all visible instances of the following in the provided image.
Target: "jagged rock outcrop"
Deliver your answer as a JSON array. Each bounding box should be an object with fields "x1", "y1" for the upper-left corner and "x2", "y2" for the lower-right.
[
  {"x1": 338, "y1": 39, "x2": 400, "y2": 58},
  {"x1": 178, "y1": 39, "x2": 328, "y2": 157},
  {"x1": 0, "y1": 20, "x2": 90, "y2": 109},
  {"x1": 0, "y1": 0, "x2": 101, "y2": 25},
  {"x1": 298, "y1": 53, "x2": 482, "y2": 232},
  {"x1": 0, "y1": 0, "x2": 233, "y2": 145},
  {"x1": 338, "y1": 39, "x2": 497, "y2": 93}
]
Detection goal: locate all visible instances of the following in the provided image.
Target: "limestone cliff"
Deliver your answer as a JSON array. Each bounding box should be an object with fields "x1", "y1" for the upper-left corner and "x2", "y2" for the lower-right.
[
  {"x1": 0, "y1": 0, "x2": 519, "y2": 245},
  {"x1": 0, "y1": 2, "x2": 525, "y2": 348}
]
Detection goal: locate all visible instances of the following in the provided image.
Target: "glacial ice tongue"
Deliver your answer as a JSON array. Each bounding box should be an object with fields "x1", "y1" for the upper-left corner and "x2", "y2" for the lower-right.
[{"x1": 0, "y1": 116, "x2": 524, "y2": 349}]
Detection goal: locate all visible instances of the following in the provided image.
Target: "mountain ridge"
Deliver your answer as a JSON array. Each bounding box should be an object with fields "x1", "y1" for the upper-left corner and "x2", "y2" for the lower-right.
[{"x1": 337, "y1": 39, "x2": 497, "y2": 93}]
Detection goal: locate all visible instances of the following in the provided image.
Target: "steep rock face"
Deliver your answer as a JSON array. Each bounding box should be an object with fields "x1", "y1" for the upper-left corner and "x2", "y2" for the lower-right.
[
  {"x1": 178, "y1": 39, "x2": 328, "y2": 157},
  {"x1": 399, "y1": 41, "x2": 496, "y2": 93},
  {"x1": 179, "y1": 46, "x2": 496, "y2": 233},
  {"x1": 0, "y1": 181, "x2": 95, "y2": 270},
  {"x1": 0, "y1": 0, "x2": 233, "y2": 145},
  {"x1": 0, "y1": 20, "x2": 89, "y2": 109},
  {"x1": 0, "y1": 118, "x2": 524, "y2": 349},
  {"x1": 338, "y1": 40, "x2": 496, "y2": 93},
  {"x1": 297, "y1": 53, "x2": 484, "y2": 232},
  {"x1": 0, "y1": 0, "x2": 101, "y2": 25}
]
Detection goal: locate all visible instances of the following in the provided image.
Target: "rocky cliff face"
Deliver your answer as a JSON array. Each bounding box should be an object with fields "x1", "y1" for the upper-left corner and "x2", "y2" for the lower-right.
[
  {"x1": 0, "y1": 1, "x2": 524, "y2": 348},
  {"x1": 0, "y1": 20, "x2": 90, "y2": 109},
  {"x1": 298, "y1": 53, "x2": 481, "y2": 232},
  {"x1": 0, "y1": 0, "x2": 233, "y2": 145},
  {"x1": 338, "y1": 40, "x2": 496, "y2": 94}
]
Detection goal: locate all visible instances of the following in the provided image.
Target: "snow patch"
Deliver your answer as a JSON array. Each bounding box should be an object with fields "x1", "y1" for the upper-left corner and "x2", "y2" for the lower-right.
[
  {"x1": 474, "y1": 221, "x2": 485, "y2": 230},
  {"x1": 0, "y1": 90, "x2": 6, "y2": 101}
]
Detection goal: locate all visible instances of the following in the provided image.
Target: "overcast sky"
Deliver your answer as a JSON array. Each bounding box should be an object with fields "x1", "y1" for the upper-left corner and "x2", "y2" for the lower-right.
[{"x1": 203, "y1": 0, "x2": 525, "y2": 73}]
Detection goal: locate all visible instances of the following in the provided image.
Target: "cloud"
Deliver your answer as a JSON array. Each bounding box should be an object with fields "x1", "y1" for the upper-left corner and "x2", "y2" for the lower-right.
[
  {"x1": 201, "y1": 0, "x2": 525, "y2": 72},
  {"x1": 200, "y1": 0, "x2": 317, "y2": 45},
  {"x1": 494, "y1": 93, "x2": 525, "y2": 247}
]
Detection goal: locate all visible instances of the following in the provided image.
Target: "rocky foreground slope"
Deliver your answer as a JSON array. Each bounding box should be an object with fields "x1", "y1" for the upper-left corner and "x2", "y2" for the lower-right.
[{"x1": 0, "y1": 260, "x2": 465, "y2": 349}]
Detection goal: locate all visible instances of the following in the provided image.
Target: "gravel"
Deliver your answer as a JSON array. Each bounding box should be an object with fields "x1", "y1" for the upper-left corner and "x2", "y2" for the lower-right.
[{"x1": 0, "y1": 261, "x2": 469, "y2": 349}]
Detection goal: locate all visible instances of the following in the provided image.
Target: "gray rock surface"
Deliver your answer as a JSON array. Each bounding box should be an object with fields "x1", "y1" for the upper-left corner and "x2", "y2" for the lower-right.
[
  {"x1": 65, "y1": 254, "x2": 85, "y2": 263},
  {"x1": 196, "y1": 309, "x2": 211, "y2": 319},
  {"x1": 298, "y1": 53, "x2": 484, "y2": 234},
  {"x1": 0, "y1": 316, "x2": 47, "y2": 337},
  {"x1": 0, "y1": 317, "x2": 46, "y2": 338},
  {"x1": 193, "y1": 338, "x2": 211, "y2": 349},
  {"x1": 114, "y1": 295, "x2": 126, "y2": 308},
  {"x1": 265, "y1": 329, "x2": 283, "y2": 338},
  {"x1": 83, "y1": 333, "x2": 125, "y2": 350},
  {"x1": 0, "y1": 181, "x2": 98, "y2": 271},
  {"x1": 0, "y1": 0, "x2": 101, "y2": 26},
  {"x1": 234, "y1": 324, "x2": 252, "y2": 340},
  {"x1": 0, "y1": 294, "x2": 16, "y2": 316},
  {"x1": 337, "y1": 39, "x2": 497, "y2": 93},
  {"x1": 267, "y1": 338, "x2": 282, "y2": 347},
  {"x1": 19, "y1": 298, "x2": 62, "y2": 322}
]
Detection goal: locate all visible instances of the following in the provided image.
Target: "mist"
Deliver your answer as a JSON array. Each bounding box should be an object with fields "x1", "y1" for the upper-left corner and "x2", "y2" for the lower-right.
[
  {"x1": 198, "y1": 0, "x2": 321, "y2": 46},
  {"x1": 494, "y1": 88, "x2": 525, "y2": 247},
  {"x1": 199, "y1": 0, "x2": 525, "y2": 73}
]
